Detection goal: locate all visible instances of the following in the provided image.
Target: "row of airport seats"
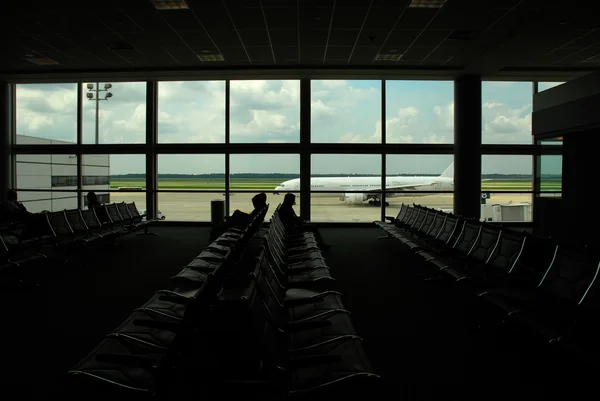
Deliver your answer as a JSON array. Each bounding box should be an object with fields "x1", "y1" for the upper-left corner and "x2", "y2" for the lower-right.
[
  {"x1": 374, "y1": 203, "x2": 600, "y2": 373},
  {"x1": 255, "y1": 207, "x2": 380, "y2": 397},
  {"x1": 63, "y1": 204, "x2": 269, "y2": 400},
  {"x1": 0, "y1": 201, "x2": 157, "y2": 289}
]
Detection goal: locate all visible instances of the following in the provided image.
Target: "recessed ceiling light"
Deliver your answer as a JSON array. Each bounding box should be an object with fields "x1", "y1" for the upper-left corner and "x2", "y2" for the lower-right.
[
  {"x1": 25, "y1": 57, "x2": 59, "y2": 66},
  {"x1": 197, "y1": 54, "x2": 225, "y2": 62},
  {"x1": 409, "y1": 0, "x2": 447, "y2": 8},
  {"x1": 150, "y1": 0, "x2": 189, "y2": 10},
  {"x1": 375, "y1": 53, "x2": 402, "y2": 61}
]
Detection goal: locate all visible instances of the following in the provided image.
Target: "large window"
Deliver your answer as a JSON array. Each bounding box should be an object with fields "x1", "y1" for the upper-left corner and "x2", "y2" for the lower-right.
[
  {"x1": 11, "y1": 78, "x2": 550, "y2": 223},
  {"x1": 481, "y1": 155, "x2": 533, "y2": 222},
  {"x1": 311, "y1": 80, "x2": 381, "y2": 143},
  {"x1": 82, "y1": 82, "x2": 146, "y2": 144},
  {"x1": 386, "y1": 155, "x2": 454, "y2": 217},
  {"x1": 311, "y1": 154, "x2": 381, "y2": 222},
  {"x1": 15, "y1": 84, "x2": 78, "y2": 145},
  {"x1": 230, "y1": 154, "x2": 299, "y2": 221},
  {"x1": 158, "y1": 81, "x2": 226, "y2": 143},
  {"x1": 82, "y1": 154, "x2": 146, "y2": 212},
  {"x1": 230, "y1": 80, "x2": 300, "y2": 143},
  {"x1": 482, "y1": 82, "x2": 532, "y2": 145},
  {"x1": 15, "y1": 154, "x2": 78, "y2": 213},
  {"x1": 538, "y1": 82, "x2": 565, "y2": 92},
  {"x1": 157, "y1": 154, "x2": 225, "y2": 222},
  {"x1": 385, "y1": 81, "x2": 454, "y2": 144}
]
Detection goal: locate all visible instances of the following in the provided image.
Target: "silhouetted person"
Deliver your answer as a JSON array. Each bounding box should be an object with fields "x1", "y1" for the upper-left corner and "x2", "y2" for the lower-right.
[
  {"x1": 4, "y1": 190, "x2": 30, "y2": 222},
  {"x1": 86, "y1": 191, "x2": 101, "y2": 209},
  {"x1": 227, "y1": 192, "x2": 268, "y2": 227},
  {"x1": 277, "y1": 193, "x2": 330, "y2": 249}
]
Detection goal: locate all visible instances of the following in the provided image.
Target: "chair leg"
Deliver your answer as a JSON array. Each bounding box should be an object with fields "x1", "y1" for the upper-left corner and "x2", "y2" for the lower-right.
[{"x1": 137, "y1": 225, "x2": 158, "y2": 236}]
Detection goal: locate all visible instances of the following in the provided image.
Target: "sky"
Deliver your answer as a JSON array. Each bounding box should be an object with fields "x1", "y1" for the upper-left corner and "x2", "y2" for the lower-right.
[{"x1": 14, "y1": 80, "x2": 565, "y2": 176}]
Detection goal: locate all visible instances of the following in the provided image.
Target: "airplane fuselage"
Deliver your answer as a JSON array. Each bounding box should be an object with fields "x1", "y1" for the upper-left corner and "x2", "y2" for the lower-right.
[{"x1": 274, "y1": 176, "x2": 454, "y2": 195}]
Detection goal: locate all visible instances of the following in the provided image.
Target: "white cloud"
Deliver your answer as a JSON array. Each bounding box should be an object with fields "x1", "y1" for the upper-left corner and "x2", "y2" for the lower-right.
[{"x1": 482, "y1": 101, "x2": 532, "y2": 144}]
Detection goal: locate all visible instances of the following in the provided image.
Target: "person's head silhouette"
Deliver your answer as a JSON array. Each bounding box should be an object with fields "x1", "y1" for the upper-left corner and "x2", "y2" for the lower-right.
[
  {"x1": 87, "y1": 191, "x2": 98, "y2": 205},
  {"x1": 283, "y1": 193, "x2": 296, "y2": 207},
  {"x1": 7, "y1": 189, "x2": 18, "y2": 202},
  {"x1": 252, "y1": 192, "x2": 267, "y2": 209}
]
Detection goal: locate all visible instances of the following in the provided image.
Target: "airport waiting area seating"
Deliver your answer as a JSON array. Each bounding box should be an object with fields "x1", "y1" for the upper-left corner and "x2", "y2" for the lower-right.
[
  {"x1": 0, "y1": 201, "x2": 159, "y2": 289},
  {"x1": 64, "y1": 202, "x2": 379, "y2": 400},
  {"x1": 374, "y1": 203, "x2": 600, "y2": 372}
]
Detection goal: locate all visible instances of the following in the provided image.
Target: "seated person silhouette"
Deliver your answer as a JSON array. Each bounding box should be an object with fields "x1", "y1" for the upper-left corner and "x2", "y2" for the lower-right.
[
  {"x1": 86, "y1": 191, "x2": 102, "y2": 209},
  {"x1": 277, "y1": 193, "x2": 330, "y2": 250},
  {"x1": 4, "y1": 190, "x2": 31, "y2": 223},
  {"x1": 226, "y1": 192, "x2": 268, "y2": 228}
]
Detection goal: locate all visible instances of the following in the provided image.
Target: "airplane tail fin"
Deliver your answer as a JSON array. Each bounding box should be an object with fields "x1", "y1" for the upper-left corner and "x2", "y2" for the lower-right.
[{"x1": 440, "y1": 162, "x2": 454, "y2": 179}]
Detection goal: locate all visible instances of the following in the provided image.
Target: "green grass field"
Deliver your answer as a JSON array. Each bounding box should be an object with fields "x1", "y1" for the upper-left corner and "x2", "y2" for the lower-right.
[{"x1": 110, "y1": 178, "x2": 562, "y2": 191}]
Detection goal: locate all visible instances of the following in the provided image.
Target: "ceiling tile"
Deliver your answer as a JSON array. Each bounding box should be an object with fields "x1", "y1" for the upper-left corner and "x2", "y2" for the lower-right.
[
  {"x1": 238, "y1": 30, "x2": 271, "y2": 47},
  {"x1": 269, "y1": 29, "x2": 298, "y2": 46},
  {"x1": 326, "y1": 30, "x2": 360, "y2": 47}
]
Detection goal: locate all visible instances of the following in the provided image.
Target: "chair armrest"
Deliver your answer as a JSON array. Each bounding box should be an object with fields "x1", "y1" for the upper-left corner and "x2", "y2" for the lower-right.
[
  {"x1": 286, "y1": 354, "x2": 342, "y2": 370},
  {"x1": 133, "y1": 318, "x2": 188, "y2": 332},
  {"x1": 384, "y1": 216, "x2": 396, "y2": 222},
  {"x1": 284, "y1": 319, "x2": 332, "y2": 331},
  {"x1": 95, "y1": 353, "x2": 158, "y2": 370}
]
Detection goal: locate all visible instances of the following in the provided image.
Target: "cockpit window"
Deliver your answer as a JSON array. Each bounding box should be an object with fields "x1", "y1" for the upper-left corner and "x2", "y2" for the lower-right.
[{"x1": 280, "y1": 184, "x2": 285, "y2": 187}]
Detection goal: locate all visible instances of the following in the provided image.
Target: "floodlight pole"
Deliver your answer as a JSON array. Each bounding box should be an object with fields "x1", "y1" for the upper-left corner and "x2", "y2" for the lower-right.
[{"x1": 87, "y1": 83, "x2": 113, "y2": 144}]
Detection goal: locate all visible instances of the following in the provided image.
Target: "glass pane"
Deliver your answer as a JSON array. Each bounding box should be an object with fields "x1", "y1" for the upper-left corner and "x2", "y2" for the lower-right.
[
  {"x1": 538, "y1": 82, "x2": 565, "y2": 92},
  {"x1": 482, "y1": 155, "x2": 533, "y2": 191},
  {"x1": 230, "y1": 192, "x2": 293, "y2": 222},
  {"x1": 311, "y1": 154, "x2": 381, "y2": 222},
  {"x1": 539, "y1": 155, "x2": 562, "y2": 195},
  {"x1": 230, "y1": 80, "x2": 300, "y2": 143},
  {"x1": 16, "y1": 154, "x2": 77, "y2": 190},
  {"x1": 385, "y1": 81, "x2": 454, "y2": 144},
  {"x1": 16, "y1": 83, "x2": 77, "y2": 144},
  {"x1": 158, "y1": 193, "x2": 218, "y2": 222},
  {"x1": 158, "y1": 154, "x2": 225, "y2": 190},
  {"x1": 19, "y1": 191, "x2": 79, "y2": 213},
  {"x1": 311, "y1": 80, "x2": 381, "y2": 143},
  {"x1": 158, "y1": 81, "x2": 225, "y2": 143},
  {"x1": 481, "y1": 193, "x2": 533, "y2": 222},
  {"x1": 230, "y1": 154, "x2": 300, "y2": 194},
  {"x1": 82, "y1": 82, "x2": 146, "y2": 144},
  {"x1": 385, "y1": 155, "x2": 454, "y2": 218},
  {"x1": 482, "y1": 82, "x2": 532, "y2": 145},
  {"x1": 106, "y1": 192, "x2": 147, "y2": 216}
]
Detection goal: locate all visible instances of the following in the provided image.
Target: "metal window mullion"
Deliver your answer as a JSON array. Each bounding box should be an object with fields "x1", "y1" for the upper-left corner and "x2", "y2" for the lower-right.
[
  {"x1": 300, "y1": 79, "x2": 311, "y2": 220},
  {"x1": 146, "y1": 81, "x2": 157, "y2": 219},
  {"x1": 225, "y1": 80, "x2": 231, "y2": 216},
  {"x1": 76, "y1": 82, "x2": 83, "y2": 208},
  {"x1": 381, "y1": 79, "x2": 386, "y2": 222}
]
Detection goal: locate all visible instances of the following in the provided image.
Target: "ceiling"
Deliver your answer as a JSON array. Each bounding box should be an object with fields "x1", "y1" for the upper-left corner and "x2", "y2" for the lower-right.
[{"x1": 1, "y1": 0, "x2": 600, "y2": 80}]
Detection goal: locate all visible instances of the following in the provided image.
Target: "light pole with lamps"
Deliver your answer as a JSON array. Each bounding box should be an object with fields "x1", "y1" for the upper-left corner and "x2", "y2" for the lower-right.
[{"x1": 86, "y1": 83, "x2": 113, "y2": 144}]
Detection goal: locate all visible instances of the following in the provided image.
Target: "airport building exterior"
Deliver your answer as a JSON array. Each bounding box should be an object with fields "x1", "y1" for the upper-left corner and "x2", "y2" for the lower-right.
[{"x1": 15, "y1": 135, "x2": 110, "y2": 213}]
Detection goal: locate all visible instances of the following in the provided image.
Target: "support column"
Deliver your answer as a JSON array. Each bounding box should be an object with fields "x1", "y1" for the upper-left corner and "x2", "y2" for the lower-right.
[
  {"x1": 0, "y1": 82, "x2": 12, "y2": 201},
  {"x1": 299, "y1": 79, "x2": 311, "y2": 220},
  {"x1": 145, "y1": 81, "x2": 157, "y2": 219},
  {"x1": 454, "y1": 75, "x2": 481, "y2": 219}
]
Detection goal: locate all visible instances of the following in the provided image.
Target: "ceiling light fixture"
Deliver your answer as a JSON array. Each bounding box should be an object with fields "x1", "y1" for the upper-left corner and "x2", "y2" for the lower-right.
[
  {"x1": 150, "y1": 0, "x2": 189, "y2": 10},
  {"x1": 408, "y1": 0, "x2": 447, "y2": 8},
  {"x1": 375, "y1": 52, "x2": 402, "y2": 61},
  {"x1": 26, "y1": 57, "x2": 59, "y2": 66},
  {"x1": 197, "y1": 54, "x2": 225, "y2": 62}
]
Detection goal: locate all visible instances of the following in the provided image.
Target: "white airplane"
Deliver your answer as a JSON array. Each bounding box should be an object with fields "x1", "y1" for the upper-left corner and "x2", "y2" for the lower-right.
[{"x1": 274, "y1": 163, "x2": 454, "y2": 206}]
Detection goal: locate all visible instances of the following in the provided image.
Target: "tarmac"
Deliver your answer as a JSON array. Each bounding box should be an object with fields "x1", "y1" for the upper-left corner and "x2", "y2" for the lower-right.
[{"x1": 109, "y1": 192, "x2": 532, "y2": 223}]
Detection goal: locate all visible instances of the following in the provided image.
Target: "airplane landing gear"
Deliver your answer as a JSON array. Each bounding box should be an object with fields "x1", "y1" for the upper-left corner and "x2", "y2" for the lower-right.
[{"x1": 368, "y1": 199, "x2": 389, "y2": 207}]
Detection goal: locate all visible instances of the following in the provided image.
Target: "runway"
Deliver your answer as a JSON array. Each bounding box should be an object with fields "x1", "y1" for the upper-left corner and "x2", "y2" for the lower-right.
[{"x1": 109, "y1": 192, "x2": 533, "y2": 223}]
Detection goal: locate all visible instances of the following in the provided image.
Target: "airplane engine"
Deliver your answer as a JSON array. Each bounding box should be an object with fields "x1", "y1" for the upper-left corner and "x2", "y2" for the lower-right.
[{"x1": 344, "y1": 193, "x2": 368, "y2": 205}]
